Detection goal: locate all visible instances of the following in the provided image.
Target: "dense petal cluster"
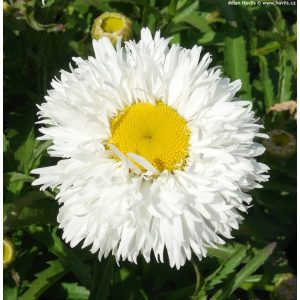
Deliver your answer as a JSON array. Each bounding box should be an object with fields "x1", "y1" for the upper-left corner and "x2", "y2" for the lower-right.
[{"x1": 32, "y1": 28, "x2": 269, "y2": 269}]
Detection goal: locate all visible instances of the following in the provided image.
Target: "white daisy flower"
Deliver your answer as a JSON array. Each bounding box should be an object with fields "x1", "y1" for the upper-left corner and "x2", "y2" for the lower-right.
[{"x1": 32, "y1": 28, "x2": 269, "y2": 269}]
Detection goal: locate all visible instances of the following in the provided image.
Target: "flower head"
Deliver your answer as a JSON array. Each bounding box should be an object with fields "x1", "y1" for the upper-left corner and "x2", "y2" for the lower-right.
[
  {"x1": 91, "y1": 12, "x2": 132, "y2": 45},
  {"x1": 32, "y1": 28, "x2": 269, "y2": 269}
]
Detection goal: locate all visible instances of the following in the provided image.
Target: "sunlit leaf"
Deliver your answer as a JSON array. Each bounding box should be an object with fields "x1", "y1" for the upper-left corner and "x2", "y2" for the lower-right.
[
  {"x1": 211, "y1": 243, "x2": 276, "y2": 300},
  {"x1": 184, "y1": 12, "x2": 212, "y2": 32},
  {"x1": 19, "y1": 260, "x2": 68, "y2": 300},
  {"x1": 259, "y1": 55, "x2": 275, "y2": 110},
  {"x1": 206, "y1": 244, "x2": 249, "y2": 290},
  {"x1": 172, "y1": 0, "x2": 198, "y2": 23},
  {"x1": 62, "y1": 282, "x2": 90, "y2": 300},
  {"x1": 31, "y1": 228, "x2": 92, "y2": 288},
  {"x1": 277, "y1": 48, "x2": 294, "y2": 103},
  {"x1": 224, "y1": 28, "x2": 251, "y2": 99}
]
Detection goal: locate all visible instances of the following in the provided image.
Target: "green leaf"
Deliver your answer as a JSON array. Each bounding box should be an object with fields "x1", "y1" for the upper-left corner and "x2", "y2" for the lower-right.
[
  {"x1": 164, "y1": 22, "x2": 190, "y2": 35},
  {"x1": 224, "y1": 29, "x2": 251, "y2": 99},
  {"x1": 277, "y1": 48, "x2": 293, "y2": 103},
  {"x1": 184, "y1": 12, "x2": 212, "y2": 33},
  {"x1": 207, "y1": 242, "x2": 244, "y2": 260},
  {"x1": 31, "y1": 140, "x2": 52, "y2": 169},
  {"x1": 19, "y1": 260, "x2": 68, "y2": 300},
  {"x1": 16, "y1": 199, "x2": 58, "y2": 227},
  {"x1": 230, "y1": 243, "x2": 276, "y2": 290},
  {"x1": 4, "y1": 172, "x2": 34, "y2": 183},
  {"x1": 6, "y1": 110, "x2": 38, "y2": 176},
  {"x1": 89, "y1": 257, "x2": 114, "y2": 300},
  {"x1": 24, "y1": 11, "x2": 64, "y2": 32},
  {"x1": 68, "y1": 40, "x2": 91, "y2": 58},
  {"x1": 253, "y1": 35, "x2": 296, "y2": 56},
  {"x1": 168, "y1": 0, "x2": 178, "y2": 16},
  {"x1": 62, "y1": 282, "x2": 90, "y2": 300},
  {"x1": 258, "y1": 55, "x2": 275, "y2": 110},
  {"x1": 191, "y1": 288, "x2": 207, "y2": 300},
  {"x1": 197, "y1": 32, "x2": 224, "y2": 46},
  {"x1": 254, "y1": 41, "x2": 281, "y2": 56},
  {"x1": 14, "y1": 129, "x2": 36, "y2": 174},
  {"x1": 211, "y1": 243, "x2": 276, "y2": 300},
  {"x1": 206, "y1": 244, "x2": 249, "y2": 290},
  {"x1": 257, "y1": 30, "x2": 285, "y2": 44},
  {"x1": 4, "y1": 190, "x2": 55, "y2": 231},
  {"x1": 239, "y1": 273, "x2": 291, "y2": 292},
  {"x1": 4, "y1": 172, "x2": 34, "y2": 196},
  {"x1": 172, "y1": 0, "x2": 198, "y2": 24},
  {"x1": 4, "y1": 172, "x2": 27, "y2": 196},
  {"x1": 31, "y1": 228, "x2": 92, "y2": 288},
  {"x1": 4, "y1": 286, "x2": 18, "y2": 300},
  {"x1": 141, "y1": 0, "x2": 158, "y2": 31}
]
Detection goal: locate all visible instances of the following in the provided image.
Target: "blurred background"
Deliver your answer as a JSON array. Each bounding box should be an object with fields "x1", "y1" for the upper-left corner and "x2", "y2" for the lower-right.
[{"x1": 3, "y1": 0, "x2": 297, "y2": 299}]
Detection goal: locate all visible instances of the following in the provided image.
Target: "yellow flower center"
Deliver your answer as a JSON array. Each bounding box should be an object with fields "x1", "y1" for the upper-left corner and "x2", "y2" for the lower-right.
[
  {"x1": 102, "y1": 16, "x2": 124, "y2": 33},
  {"x1": 109, "y1": 101, "x2": 190, "y2": 173}
]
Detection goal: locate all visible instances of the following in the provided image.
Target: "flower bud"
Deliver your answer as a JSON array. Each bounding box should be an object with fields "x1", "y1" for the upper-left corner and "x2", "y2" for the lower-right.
[
  {"x1": 3, "y1": 237, "x2": 15, "y2": 269},
  {"x1": 3, "y1": 2, "x2": 12, "y2": 14},
  {"x1": 91, "y1": 12, "x2": 132, "y2": 45},
  {"x1": 263, "y1": 129, "x2": 296, "y2": 159},
  {"x1": 273, "y1": 273, "x2": 297, "y2": 300}
]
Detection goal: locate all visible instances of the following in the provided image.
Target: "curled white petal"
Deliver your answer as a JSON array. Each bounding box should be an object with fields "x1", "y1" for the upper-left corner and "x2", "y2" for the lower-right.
[
  {"x1": 109, "y1": 144, "x2": 141, "y2": 175},
  {"x1": 127, "y1": 152, "x2": 159, "y2": 175}
]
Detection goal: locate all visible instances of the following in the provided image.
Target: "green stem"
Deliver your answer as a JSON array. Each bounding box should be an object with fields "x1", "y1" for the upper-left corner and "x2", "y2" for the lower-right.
[
  {"x1": 191, "y1": 257, "x2": 201, "y2": 296},
  {"x1": 191, "y1": 257, "x2": 207, "y2": 300},
  {"x1": 89, "y1": 256, "x2": 114, "y2": 300}
]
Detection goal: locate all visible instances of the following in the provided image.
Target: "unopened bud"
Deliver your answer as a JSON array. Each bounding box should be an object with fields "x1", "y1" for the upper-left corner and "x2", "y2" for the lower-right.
[{"x1": 91, "y1": 12, "x2": 132, "y2": 45}]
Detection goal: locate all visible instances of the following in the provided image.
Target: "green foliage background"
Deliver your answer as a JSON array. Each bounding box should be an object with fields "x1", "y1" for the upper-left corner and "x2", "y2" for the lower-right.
[{"x1": 3, "y1": 0, "x2": 297, "y2": 299}]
